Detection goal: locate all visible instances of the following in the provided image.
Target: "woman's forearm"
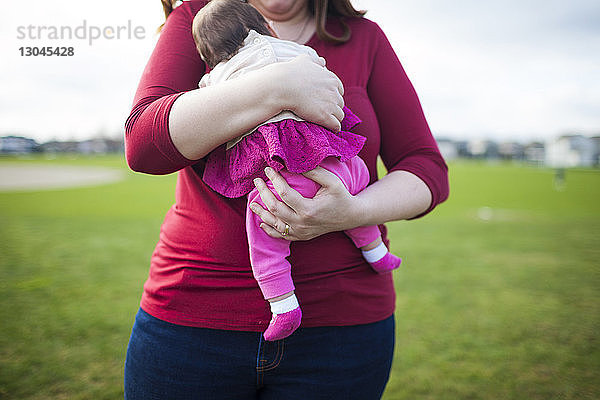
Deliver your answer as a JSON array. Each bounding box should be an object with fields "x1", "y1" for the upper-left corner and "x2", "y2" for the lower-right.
[
  {"x1": 169, "y1": 55, "x2": 345, "y2": 160},
  {"x1": 351, "y1": 170, "x2": 432, "y2": 228},
  {"x1": 169, "y1": 66, "x2": 283, "y2": 160}
]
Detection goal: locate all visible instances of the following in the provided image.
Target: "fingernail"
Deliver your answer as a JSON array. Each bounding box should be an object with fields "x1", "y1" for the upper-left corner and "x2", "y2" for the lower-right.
[
  {"x1": 253, "y1": 178, "x2": 260, "y2": 186},
  {"x1": 264, "y1": 167, "x2": 273, "y2": 177}
]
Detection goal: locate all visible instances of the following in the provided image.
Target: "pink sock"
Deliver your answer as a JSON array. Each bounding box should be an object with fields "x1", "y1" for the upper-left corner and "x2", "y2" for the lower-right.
[
  {"x1": 263, "y1": 307, "x2": 302, "y2": 341},
  {"x1": 263, "y1": 294, "x2": 301, "y2": 341},
  {"x1": 370, "y1": 252, "x2": 402, "y2": 274},
  {"x1": 362, "y1": 242, "x2": 401, "y2": 274}
]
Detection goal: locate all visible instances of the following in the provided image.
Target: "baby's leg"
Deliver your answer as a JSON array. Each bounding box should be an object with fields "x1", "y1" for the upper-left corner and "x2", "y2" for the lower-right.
[
  {"x1": 247, "y1": 187, "x2": 301, "y2": 341},
  {"x1": 320, "y1": 157, "x2": 402, "y2": 274},
  {"x1": 345, "y1": 227, "x2": 401, "y2": 274}
]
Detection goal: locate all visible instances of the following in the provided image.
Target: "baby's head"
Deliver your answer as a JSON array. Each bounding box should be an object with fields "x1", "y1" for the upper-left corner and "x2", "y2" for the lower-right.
[{"x1": 192, "y1": 0, "x2": 273, "y2": 69}]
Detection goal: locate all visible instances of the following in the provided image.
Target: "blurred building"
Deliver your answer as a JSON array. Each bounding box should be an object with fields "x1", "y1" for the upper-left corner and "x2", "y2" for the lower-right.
[
  {"x1": 592, "y1": 136, "x2": 600, "y2": 165},
  {"x1": 468, "y1": 139, "x2": 499, "y2": 159},
  {"x1": 39, "y1": 140, "x2": 80, "y2": 153},
  {"x1": 77, "y1": 138, "x2": 124, "y2": 154},
  {"x1": 436, "y1": 138, "x2": 458, "y2": 160},
  {"x1": 0, "y1": 136, "x2": 39, "y2": 153},
  {"x1": 524, "y1": 142, "x2": 546, "y2": 166},
  {"x1": 498, "y1": 141, "x2": 525, "y2": 161},
  {"x1": 545, "y1": 134, "x2": 596, "y2": 168},
  {"x1": 38, "y1": 137, "x2": 124, "y2": 154}
]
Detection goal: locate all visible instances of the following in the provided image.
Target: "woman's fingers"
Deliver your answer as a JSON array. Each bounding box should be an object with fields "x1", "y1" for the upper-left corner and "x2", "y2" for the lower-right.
[
  {"x1": 249, "y1": 201, "x2": 278, "y2": 227},
  {"x1": 332, "y1": 106, "x2": 345, "y2": 126},
  {"x1": 250, "y1": 169, "x2": 316, "y2": 241},
  {"x1": 326, "y1": 114, "x2": 342, "y2": 132},
  {"x1": 302, "y1": 166, "x2": 344, "y2": 190},
  {"x1": 283, "y1": 55, "x2": 345, "y2": 132},
  {"x1": 259, "y1": 221, "x2": 294, "y2": 241},
  {"x1": 249, "y1": 202, "x2": 296, "y2": 241},
  {"x1": 337, "y1": 77, "x2": 345, "y2": 96},
  {"x1": 264, "y1": 167, "x2": 306, "y2": 211},
  {"x1": 249, "y1": 180, "x2": 296, "y2": 241},
  {"x1": 252, "y1": 176, "x2": 296, "y2": 220},
  {"x1": 337, "y1": 92, "x2": 345, "y2": 109},
  {"x1": 327, "y1": 70, "x2": 344, "y2": 96}
]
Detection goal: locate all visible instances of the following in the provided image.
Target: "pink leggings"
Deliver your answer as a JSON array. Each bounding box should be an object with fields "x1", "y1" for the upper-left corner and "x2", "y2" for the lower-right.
[{"x1": 246, "y1": 156, "x2": 381, "y2": 300}]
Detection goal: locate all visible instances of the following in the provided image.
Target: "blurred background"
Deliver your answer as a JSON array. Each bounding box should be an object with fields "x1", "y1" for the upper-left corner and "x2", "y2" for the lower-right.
[
  {"x1": 0, "y1": 1, "x2": 598, "y2": 399},
  {"x1": 0, "y1": 0, "x2": 598, "y2": 155}
]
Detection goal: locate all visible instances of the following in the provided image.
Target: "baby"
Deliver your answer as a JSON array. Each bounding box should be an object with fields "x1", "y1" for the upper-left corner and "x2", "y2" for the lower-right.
[{"x1": 192, "y1": 0, "x2": 401, "y2": 341}]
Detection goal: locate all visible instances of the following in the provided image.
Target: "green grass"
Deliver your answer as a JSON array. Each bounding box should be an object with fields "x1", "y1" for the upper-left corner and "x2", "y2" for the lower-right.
[
  {"x1": 0, "y1": 155, "x2": 177, "y2": 400},
  {"x1": 1, "y1": 156, "x2": 599, "y2": 399},
  {"x1": 383, "y1": 162, "x2": 600, "y2": 400}
]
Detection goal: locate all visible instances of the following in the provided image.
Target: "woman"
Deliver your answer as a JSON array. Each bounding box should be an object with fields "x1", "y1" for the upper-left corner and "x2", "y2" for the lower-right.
[{"x1": 124, "y1": 0, "x2": 449, "y2": 399}]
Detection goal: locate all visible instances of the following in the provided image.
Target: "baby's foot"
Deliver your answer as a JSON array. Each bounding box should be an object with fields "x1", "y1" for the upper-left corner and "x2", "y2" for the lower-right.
[
  {"x1": 370, "y1": 252, "x2": 402, "y2": 274},
  {"x1": 263, "y1": 307, "x2": 302, "y2": 341}
]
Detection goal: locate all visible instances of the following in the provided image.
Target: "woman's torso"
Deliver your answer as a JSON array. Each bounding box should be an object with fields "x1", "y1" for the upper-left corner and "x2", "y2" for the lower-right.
[{"x1": 140, "y1": 1, "x2": 396, "y2": 331}]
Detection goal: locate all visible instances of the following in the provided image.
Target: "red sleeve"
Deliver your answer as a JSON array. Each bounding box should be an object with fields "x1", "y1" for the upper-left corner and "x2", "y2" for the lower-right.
[
  {"x1": 124, "y1": 2, "x2": 207, "y2": 174},
  {"x1": 367, "y1": 23, "x2": 449, "y2": 217}
]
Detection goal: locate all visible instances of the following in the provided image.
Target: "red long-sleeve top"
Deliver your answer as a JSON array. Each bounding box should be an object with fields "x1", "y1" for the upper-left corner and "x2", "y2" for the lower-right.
[{"x1": 125, "y1": 0, "x2": 449, "y2": 331}]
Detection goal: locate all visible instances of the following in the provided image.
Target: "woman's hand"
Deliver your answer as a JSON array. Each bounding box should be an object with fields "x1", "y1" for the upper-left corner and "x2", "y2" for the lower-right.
[
  {"x1": 269, "y1": 54, "x2": 345, "y2": 132},
  {"x1": 249, "y1": 166, "x2": 361, "y2": 241},
  {"x1": 250, "y1": 166, "x2": 434, "y2": 241}
]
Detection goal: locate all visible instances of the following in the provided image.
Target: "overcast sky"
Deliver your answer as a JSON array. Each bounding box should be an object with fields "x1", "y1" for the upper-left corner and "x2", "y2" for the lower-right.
[{"x1": 1, "y1": 0, "x2": 598, "y2": 143}]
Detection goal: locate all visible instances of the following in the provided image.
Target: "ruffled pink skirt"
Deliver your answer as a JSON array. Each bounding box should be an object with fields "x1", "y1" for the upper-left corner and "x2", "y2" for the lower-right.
[{"x1": 203, "y1": 107, "x2": 364, "y2": 198}]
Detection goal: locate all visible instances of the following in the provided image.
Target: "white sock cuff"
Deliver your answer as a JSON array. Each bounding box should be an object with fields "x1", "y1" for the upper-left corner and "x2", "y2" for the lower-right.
[
  {"x1": 270, "y1": 294, "x2": 299, "y2": 315},
  {"x1": 362, "y1": 242, "x2": 388, "y2": 263}
]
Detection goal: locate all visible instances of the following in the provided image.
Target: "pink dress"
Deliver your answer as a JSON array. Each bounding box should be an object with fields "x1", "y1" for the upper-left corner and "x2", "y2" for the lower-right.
[{"x1": 203, "y1": 106, "x2": 364, "y2": 197}]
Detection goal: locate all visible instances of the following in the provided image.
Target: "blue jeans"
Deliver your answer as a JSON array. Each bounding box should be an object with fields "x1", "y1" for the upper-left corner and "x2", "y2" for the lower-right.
[{"x1": 124, "y1": 308, "x2": 395, "y2": 400}]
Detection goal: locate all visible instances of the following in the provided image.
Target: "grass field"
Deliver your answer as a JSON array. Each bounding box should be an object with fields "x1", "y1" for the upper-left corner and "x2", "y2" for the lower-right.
[{"x1": 0, "y1": 155, "x2": 598, "y2": 399}]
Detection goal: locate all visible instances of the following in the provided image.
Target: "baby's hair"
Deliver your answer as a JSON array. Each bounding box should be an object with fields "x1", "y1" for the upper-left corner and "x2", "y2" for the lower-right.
[{"x1": 192, "y1": 0, "x2": 273, "y2": 69}]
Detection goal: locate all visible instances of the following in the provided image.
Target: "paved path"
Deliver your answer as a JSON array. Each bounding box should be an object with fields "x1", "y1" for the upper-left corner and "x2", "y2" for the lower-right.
[{"x1": 0, "y1": 163, "x2": 125, "y2": 191}]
